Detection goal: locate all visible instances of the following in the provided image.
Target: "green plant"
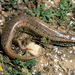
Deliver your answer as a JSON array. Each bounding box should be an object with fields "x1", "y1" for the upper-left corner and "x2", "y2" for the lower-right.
[
  {"x1": 33, "y1": 0, "x2": 75, "y2": 25},
  {"x1": 13, "y1": 57, "x2": 21, "y2": 65},
  {"x1": 72, "y1": 27, "x2": 75, "y2": 30},
  {"x1": 5, "y1": 58, "x2": 37, "y2": 75},
  {"x1": 41, "y1": 36, "x2": 48, "y2": 45},
  {"x1": 23, "y1": 59, "x2": 37, "y2": 69},
  {"x1": 12, "y1": 57, "x2": 23, "y2": 71},
  {"x1": 33, "y1": 4, "x2": 40, "y2": 17},
  {"x1": 6, "y1": 68, "x2": 26, "y2": 75},
  {"x1": 9, "y1": 0, "x2": 15, "y2": 2},
  {"x1": 43, "y1": 67, "x2": 49, "y2": 72},
  {"x1": 33, "y1": 4, "x2": 56, "y2": 22},
  {"x1": 8, "y1": 0, "x2": 17, "y2": 5},
  {"x1": 55, "y1": 0, "x2": 74, "y2": 20},
  {"x1": 35, "y1": 70, "x2": 41, "y2": 75},
  {"x1": 67, "y1": 20, "x2": 70, "y2": 24}
]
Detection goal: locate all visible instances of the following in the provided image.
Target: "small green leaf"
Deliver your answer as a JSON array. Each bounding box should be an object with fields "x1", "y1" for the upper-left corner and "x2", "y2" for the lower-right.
[
  {"x1": 72, "y1": 27, "x2": 75, "y2": 30},
  {"x1": 72, "y1": 4, "x2": 75, "y2": 7},
  {"x1": 5, "y1": 73, "x2": 10, "y2": 75},
  {"x1": 40, "y1": 4, "x2": 45, "y2": 9},
  {"x1": 60, "y1": 21, "x2": 62, "y2": 26},
  {"x1": 67, "y1": 20, "x2": 70, "y2": 24},
  {"x1": 30, "y1": 1, "x2": 33, "y2": 4},
  {"x1": 40, "y1": 17, "x2": 46, "y2": 20},
  {"x1": 45, "y1": 41, "x2": 48, "y2": 45}
]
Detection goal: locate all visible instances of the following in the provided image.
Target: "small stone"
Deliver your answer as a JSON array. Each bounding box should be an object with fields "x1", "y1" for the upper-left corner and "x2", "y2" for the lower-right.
[
  {"x1": 53, "y1": 46, "x2": 58, "y2": 52},
  {"x1": 32, "y1": 72, "x2": 35, "y2": 75},
  {"x1": 67, "y1": 13, "x2": 71, "y2": 16},
  {"x1": 72, "y1": 0, "x2": 75, "y2": 3},
  {"x1": 63, "y1": 54, "x2": 65, "y2": 57},
  {"x1": 59, "y1": 73, "x2": 62, "y2": 75},
  {"x1": 40, "y1": 61, "x2": 42, "y2": 63},
  {"x1": 65, "y1": 60, "x2": 68, "y2": 62},
  {"x1": 45, "y1": 3, "x2": 47, "y2": 6},
  {"x1": 45, "y1": 62, "x2": 48, "y2": 66},
  {"x1": 73, "y1": 46, "x2": 75, "y2": 50},
  {"x1": 74, "y1": 51, "x2": 75, "y2": 54},
  {"x1": 9, "y1": 18, "x2": 11, "y2": 20},
  {"x1": 12, "y1": 47, "x2": 15, "y2": 50},
  {"x1": 70, "y1": 60, "x2": 72, "y2": 63},
  {"x1": 70, "y1": 21, "x2": 73, "y2": 25},
  {"x1": 51, "y1": 55, "x2": 54, "y2": 60},
  {"x1": 69, "y1": 51, "x2": 72, "y2": 54},
  {"x1": 50, "y1": 63, "x2": 53, "y2": 66},
  {"x1": 1, "y1": 23, "x2": 3, "y2": 25},
  {"x1": 26, "y1": 42, "x2": 43, "y2": 56},
  {"x1": 49, "y1": 0, "x2": 54, "y2": 4},
  {"x1": 54, "y1": 59, "x2": 58, "y2": 62},
  {"x1": 41, "y1": 64, "x2": 43, "y2": 66}
]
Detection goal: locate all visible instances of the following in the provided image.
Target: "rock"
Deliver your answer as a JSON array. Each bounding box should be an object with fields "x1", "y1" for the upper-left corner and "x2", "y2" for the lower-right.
[{"x1": 26, "y1": 42, "x2": 43, "y2": 56}]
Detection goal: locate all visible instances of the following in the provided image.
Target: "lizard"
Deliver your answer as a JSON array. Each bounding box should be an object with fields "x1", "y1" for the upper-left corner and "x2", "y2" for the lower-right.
[{"x1": 1, "y1": 15, "x2": 75, "y2": 60}]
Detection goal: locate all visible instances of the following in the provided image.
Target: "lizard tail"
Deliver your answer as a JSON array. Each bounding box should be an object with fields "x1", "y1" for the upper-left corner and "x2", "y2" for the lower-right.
[{"x1": 2, "y1": 44, "x2": 40, "y2": 61}]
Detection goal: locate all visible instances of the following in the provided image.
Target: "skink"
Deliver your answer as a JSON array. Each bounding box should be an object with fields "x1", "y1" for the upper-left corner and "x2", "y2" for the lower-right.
[{"x1": 1, "y1": 15, "x2": 75, "y2": 60}]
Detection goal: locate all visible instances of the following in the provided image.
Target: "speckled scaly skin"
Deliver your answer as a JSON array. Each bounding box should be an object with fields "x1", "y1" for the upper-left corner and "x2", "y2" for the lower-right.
[{"x1": 1, "y1": 15, "x2": 75, "y2": 60}]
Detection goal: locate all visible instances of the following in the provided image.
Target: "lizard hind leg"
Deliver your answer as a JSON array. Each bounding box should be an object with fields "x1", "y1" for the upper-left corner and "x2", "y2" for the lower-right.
[
  {"x1": 12, "y1": 33, "x2": 31, "y2": 52},
  {"x1": 12, "y1": 39, "x2": 30, "y2": 51}
]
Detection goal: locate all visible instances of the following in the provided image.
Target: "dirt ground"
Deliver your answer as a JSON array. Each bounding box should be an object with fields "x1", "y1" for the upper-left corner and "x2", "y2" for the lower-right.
[{"x1": 0, "y1": 0, "x2": 75, "y2": 75}]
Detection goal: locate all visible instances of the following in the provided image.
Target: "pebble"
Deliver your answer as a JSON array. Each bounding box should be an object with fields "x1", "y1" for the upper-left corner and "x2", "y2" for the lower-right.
[
  {"x1": 54, "y1": 58, "x2": 58, "y2": 62},
  {"x1": 1, "y1": 73, "x2": 4, "y2": 75},
  {"x1": 57, "y1": 51, "x2": 60, "y2": 54},
  {"x1": 45, "y1": 3, "x2": 47, "y2": 6},
  {"x1": 72, "y1": 0, "x2": 75, "y2": 3},
  {"x1": 9, "y1": 18, "x2": 11, "y2": 20},
  {"x1": 34, "y1": 70, "x2": 36, "y2": 72},
  {"x1": 69, "y1": 60, "x2": 72, "y2": 63},
  {"x1": 61, "y1": 56, "x2": 64, "y2": 60},
  {"x1": 65, "y1": 60, "x2": 68, "y2": 62},
  {"x1": 67, "y1": 13, "x2": 71, "y2": 16},
  {"x1": 41, "y1": 64, "x2": 43, "y2": 66},
  {"x1": 74, "y1": 51, "x2": 75, "y2": 54},
  {"x1": 59, "y1": 73, "x2": 62, "y2": 75},
  {"x1": 55, "y1": 54, "x2": 58, "y2": 58},
  {"x1": 73, "y1": 46, "x2": 75, "y2": 50},
  {"x1": 45, "y1": 62, "x2": 48, "y2": 66},
  {"x1": 11, "y1": 11, "x2": 13, "y2": 13},
  {"x1": 63, "y1": 54, "x2": 65, "y2": 57},
  {"x1": 1, "y1": 23, "x2": 3, "y2": 25},
  {"x1": 16, "y1": 47, "x2": 19, "y2": 50},
  {"x1": 53, "y1": 46, "x2": 58, "y2": 52},
  {"x1": 72, "y1": 17, "x2": 74, "y2": 20},
  {"x1": 40, "y1": 60, "x2": 43, "y2": 63},
  {"x1": 69, "y1": 51, "x2": 72, "y2": 54},
  {"x1": 32, "y1": 72, "x2": 35, "y2": 75},
  {"x1": 12, "y1": 47, "x2": 15, "y2": 50},
  {"x1": 13, "y1": 10, "x2": 15, "y2": 12},
  {"x1": 49, "y1": 0, "x2": 54, "y2": 4},
  {"x1": 51, "y1": 55, "x2": 54, "y2": 59},
  {"x1": 70, "y1": 21, "x2": 73, "y2": 25}
]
